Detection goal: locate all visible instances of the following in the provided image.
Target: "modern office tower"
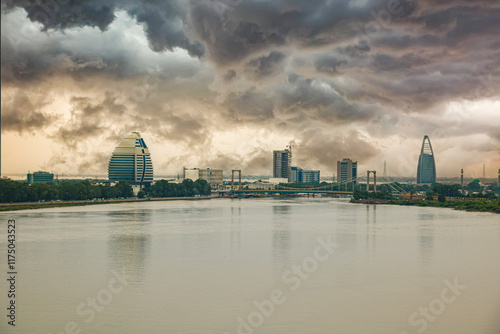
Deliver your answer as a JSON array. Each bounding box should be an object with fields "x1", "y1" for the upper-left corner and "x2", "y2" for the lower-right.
[
  {"x1": 273, "y1": 149, "x2": 290, "y2": 181},
  {"x1": 461, "y1": 169, "x2": 464, "y2": 188},
  {"x1": 184, "y1": 168, "x2": 223, "y2": 186},
  {"x1": 337, "y1": 158, "x2": 357, "y2": 185},
  {"x1": 498, "y1": 169, "x2": 500, "y2": 186},
  {"x1": 416, "y1": 135, "x2": 436, "y2": 184},
  {"x1": 27, "y1": 171, "x2": 54, "y2": 184},
  {"x1": 108, "y1": 132, "x2": 154, "y2": 185}
]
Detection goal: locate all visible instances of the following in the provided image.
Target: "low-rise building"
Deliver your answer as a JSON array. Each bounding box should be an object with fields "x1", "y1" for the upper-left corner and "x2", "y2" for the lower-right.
[
  {"x1": 291, "y1": 167, "x2": 320, "y2": 183},
  {"x1": 184, "y1": 168, "x2": 223, "y2": 186},
  {"x1": 248, "y1": 181, "x2": 275, "y2": 190},
  {"x1": 27, "y1": 171, "x2": 54, "y2": 184}
]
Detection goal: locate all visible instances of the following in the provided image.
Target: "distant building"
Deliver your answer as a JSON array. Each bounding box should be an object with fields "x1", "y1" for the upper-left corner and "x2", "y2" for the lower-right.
[
  {"x1": 337, "y1": 158, "x2": 357, "y2": 185},
  {"x1": 291, "y1": 167, "x2": 320, "y2": 183},
  {"x1": 27, "y1": 171, "x2": 54, "y2": 184},
  {"x1": 184, "y1": 168, "x2": 223, "y2": 186},
  {"x1": 108, "y1": 132, "x2": 154, "y2": 185},
  {"x1": 273, "y1": 149, "x2": 290, "y2": 181},
  {"x1": 301, "y1": 169, "x2": 320, "y2": 183},
  {"x1": 248, "y1": 181, "x2": 275, "y2": 190},
  {"x1": 417, "y1": 135, "x2": 436, "y2": 184},
  {"x1": 268, "y1": 178, "x2": 289, "y2": 185}
]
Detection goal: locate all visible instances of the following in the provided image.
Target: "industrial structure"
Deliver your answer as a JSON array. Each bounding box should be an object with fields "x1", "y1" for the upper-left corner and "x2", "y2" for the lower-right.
[
  {"x1": 184, "y1": 168, "x2": 223, "y2": 186},
  {"x1": 108, "y1": 132, "x2": 154, "y2": 185},
  {"x1": 416, "y1": 135, "x2": 436, "y2": 184},
  {"x1": 337, "y1": 158, "x2": 357, "y2": 186},
  {"x1": 27, "y1": 171, "x2": 54, "y2": 184}
]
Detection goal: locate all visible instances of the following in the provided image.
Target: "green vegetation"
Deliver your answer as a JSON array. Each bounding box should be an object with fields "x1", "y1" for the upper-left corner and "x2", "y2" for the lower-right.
[
  {"x1": 0, "y1": 179, "x2": 134, "y2": 203},
  {"x1": 352, "y1": 189, "x2": 500, "y2": 214},
  {"x1": 0, "y1": 178, "x2": 212, "y2": 205},
  {"x1": 143, "y1": 179, "x2": 211, "y2": 198}
]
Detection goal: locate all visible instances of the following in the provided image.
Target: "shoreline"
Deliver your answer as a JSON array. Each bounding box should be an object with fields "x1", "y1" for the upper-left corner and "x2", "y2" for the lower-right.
[
  {"x1": 350, "y1": 198, "x2": 500, "y2": 214},
  {"x1": 0, "y1": 196, "x2": 213, "y2": 212}
]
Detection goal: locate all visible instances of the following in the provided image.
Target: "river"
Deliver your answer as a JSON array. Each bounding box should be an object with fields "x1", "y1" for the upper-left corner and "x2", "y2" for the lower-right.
[{"x1": 1, "y1": 198, "x2": 499, "y2": 334}]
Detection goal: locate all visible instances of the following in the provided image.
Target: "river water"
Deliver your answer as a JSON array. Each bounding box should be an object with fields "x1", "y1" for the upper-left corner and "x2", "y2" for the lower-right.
[{"x1": 1, "y1": 198, "x2": 499, "y2": 334}]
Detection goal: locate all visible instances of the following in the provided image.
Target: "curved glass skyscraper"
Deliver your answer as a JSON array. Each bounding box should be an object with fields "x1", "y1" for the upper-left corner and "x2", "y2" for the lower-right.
[
  {"x1": 108, "y1": 132, "x2": 154, "y2": 185},
  {"x1": 417, "y1": 135, "x2": 436, "y2": 184}
]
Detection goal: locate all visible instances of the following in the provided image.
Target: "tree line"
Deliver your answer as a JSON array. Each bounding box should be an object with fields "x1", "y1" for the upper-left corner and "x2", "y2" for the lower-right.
[{"x1": 0, "y1": 178, "x2": 211, "y2": 203}]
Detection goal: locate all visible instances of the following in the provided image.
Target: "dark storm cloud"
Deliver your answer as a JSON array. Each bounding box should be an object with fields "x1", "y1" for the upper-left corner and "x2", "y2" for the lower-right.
[
  {"x1": 1, "y1": 90, "x2": 56, "y2": 133},
  {"x1": 2, "y1": 0, "x2": 500, "y2": 175},
  {"x1": 223, "y1": 89, "x2": 274, "y2": 122},
  {"x1": 245, "y1": 51, "x2": 287, "y2": 78},
  {"x1": 278, "y1": 73, "x2": 375, "y2": 123},
  {"x1": 2, "y1": 0, "x2": 204, "y2": 56}
]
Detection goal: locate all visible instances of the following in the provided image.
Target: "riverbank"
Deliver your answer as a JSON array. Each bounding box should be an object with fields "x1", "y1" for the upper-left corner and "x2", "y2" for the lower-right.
[
  {"x1": 351, "y1": 198, "x2": 500, "y2": 214},
  {"x1": 0, "y1": 196, "x2": 213, "y2": 212}
]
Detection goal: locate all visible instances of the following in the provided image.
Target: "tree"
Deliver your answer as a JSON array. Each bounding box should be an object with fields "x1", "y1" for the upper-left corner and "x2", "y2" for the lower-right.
[
  {"x1": 466, "y1": 181, "x2": 481, "y2": 192},
  {"x1": 115, "y1": 180, "x2": 133, "y2": 198},
  {"x1": 137, "y1": 190, "x2": 145, "y2": 198},
  {"x1": 438, "y1": 194, "x2": 446, "y2": 203}
]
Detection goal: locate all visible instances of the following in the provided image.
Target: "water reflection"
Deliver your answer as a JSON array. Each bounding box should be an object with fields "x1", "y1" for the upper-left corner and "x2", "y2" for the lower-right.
[
  {"x1": 272, "y1": 205, "x2": 291, "y2": 270},
  {"x1": 230, "y1": 205, "x2": 242, "y2": 256},
  {"x1": 365, "y1": 205, "x2": 377, "y2": 256},
  {"x1": 107, "y1": 209, "x2": 152, "y2": 281},
  {"x1": 417, "y1": 212, "x2": 435, "y2": 266}
]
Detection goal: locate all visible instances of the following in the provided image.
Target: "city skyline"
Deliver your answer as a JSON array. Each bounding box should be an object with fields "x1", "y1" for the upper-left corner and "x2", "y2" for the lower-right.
[{"x1": 2, "y1": 1, "x2": 500, "y2": 178}]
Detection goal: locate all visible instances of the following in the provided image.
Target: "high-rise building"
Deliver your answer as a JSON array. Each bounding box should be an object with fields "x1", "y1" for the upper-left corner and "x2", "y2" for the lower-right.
[
  {"x1": 184, "y1": 168, "x2": 223, "y2": 186},
  {"x1": 416, "y1": 135, "x2": 436, "y2": 184},
  {"x1": 337, "y1": 158, "x2": 357, "y2": 185},
  {"x1": 27, "y1": 171, "x2": 54, "y2": 184},
  {"x1": 273, "y1": 149, "x2": 290, "y2": 181},
  {"x1": 108, "y1": 132, "x2": 154, "y2": 185}
]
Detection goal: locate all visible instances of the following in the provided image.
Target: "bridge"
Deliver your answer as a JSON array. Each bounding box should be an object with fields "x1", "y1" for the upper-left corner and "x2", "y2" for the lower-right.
[
  {"x1": 233, "y1": 189, "x2": 354, "y2": 195},
  {"x1": 220, "y1": 169, "x2": 407, "y2": 196}
]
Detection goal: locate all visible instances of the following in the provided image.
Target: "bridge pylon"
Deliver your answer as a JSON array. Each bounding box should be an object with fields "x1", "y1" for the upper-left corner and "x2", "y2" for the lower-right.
[{"x1": 367, "y1": 170, "x2": 377, "y2": 192}]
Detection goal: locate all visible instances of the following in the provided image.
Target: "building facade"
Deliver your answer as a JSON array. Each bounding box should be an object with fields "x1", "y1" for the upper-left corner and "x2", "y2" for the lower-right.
[
  {"x1": 27, "y1": 171, "x2": 54, "y2": 184},
  {"x1": 337, "y1": 158, "x2": 357, "y2": 185},
  {"x1": 273, "y1": 149, "x2": 290, "y2": 181},
  {"x1": 184, "y1": 168, "x2": 223, "y2": 186},
  {"x1": 108, "y1": 132, "x2": 154, "y2": 185},
  {"x1": 291, "y1": 167, "x2": 320, "y2": 183},
  {"x1": 416, "y1": 135, "x2": 436, "y2": 184},
  {"x1": 301, "y1": 169, "x2": 320, "y2": 183}
]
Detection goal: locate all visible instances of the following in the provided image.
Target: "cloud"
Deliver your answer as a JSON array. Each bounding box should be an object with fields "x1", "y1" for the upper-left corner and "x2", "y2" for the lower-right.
[
  {"x1": 0, "y1": 89, "x2": 56, "y2": 133},
  {"x1": 3, "y1": 0, "x2": 204, "y2": 56},
  {"x1": 1, "y1": 0, "x2": 500, "y2": 176}
]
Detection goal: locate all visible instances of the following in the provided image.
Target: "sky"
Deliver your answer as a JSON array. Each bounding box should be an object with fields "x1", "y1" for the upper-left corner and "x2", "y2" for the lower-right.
[{"x1": 1, "y1": 0, "x2": 500, "y2": 179}]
